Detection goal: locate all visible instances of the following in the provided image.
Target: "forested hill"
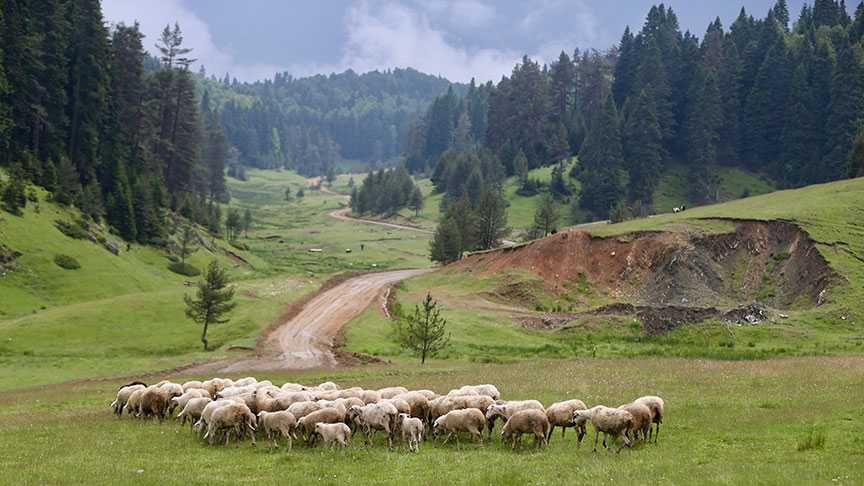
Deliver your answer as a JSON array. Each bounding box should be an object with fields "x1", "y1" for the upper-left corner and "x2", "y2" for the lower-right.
[
  {"x1": 409, "y1": 1, "x2": 864, "y2": 221},
  {"x1": 197, "y1": 68, "x2": 462, "y2": 175}
]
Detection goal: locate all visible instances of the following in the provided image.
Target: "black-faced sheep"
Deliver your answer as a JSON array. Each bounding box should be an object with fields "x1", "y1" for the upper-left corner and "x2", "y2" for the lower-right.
[
  {"x1": 501, "y1": 409, "x2": 550, "y2": 450},
  {"x1": 545, "y1": 399, "x2": 587, "y2": 444},
  {"x1": 432, "y1": 408, "x2": 486, "y2": 445},
  {"x1": 399, "y1": 413, "x2": 424, "y2": 452},
  {"x1": 314, "y1": 423, "x2": 351, "y2": 448},
  {"x1": 485, "y1": 400, "x2": 544, "y2": 438},
  {"x1": 572, "y1": 406, "x2": 633, "y2": 453},
  {"x1": 633, "y1": 395, "x2": 665, "y2": 443},
  {"x1": 257, "y1": 410, "x2": 297, "y2": 450}
]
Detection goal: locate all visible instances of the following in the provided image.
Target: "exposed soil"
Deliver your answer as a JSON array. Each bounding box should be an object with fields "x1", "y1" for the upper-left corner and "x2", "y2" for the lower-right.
[{"x1": 458, "y1": 220, "x2": 838, "y2": 334}]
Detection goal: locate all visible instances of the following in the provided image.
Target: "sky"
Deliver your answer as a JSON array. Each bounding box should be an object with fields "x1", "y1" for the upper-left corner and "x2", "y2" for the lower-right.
[{"x1": 101, "y1": 1, "x2": 852, "y2": 83}]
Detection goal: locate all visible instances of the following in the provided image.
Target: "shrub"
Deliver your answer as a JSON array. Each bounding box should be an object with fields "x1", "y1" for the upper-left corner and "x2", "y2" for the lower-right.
[
  {"x1": 168, "y1": 261, "x2": 201, "y2": 277},
  {"x1": 54, "y1": 254, "x2": 81, "y2": 270},
  {"x1": 796, "y1": 425, "x2": 825, "y2": 451},
  {"x1": 55, "y1": 219, "x2": 90, "y2": 240}
]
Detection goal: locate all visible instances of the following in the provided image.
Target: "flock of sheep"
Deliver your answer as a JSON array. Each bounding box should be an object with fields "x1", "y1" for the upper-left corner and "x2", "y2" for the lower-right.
[{"x1": 111, "y1": 377, "x2": 665, "y2": 453}]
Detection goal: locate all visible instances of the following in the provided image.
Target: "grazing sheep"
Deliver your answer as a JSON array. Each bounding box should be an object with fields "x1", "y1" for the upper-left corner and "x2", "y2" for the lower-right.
[
  {"x1": 205, "y1": 402, "x2": 257, "y2": 446},
  {"x1": 157, "y1": 382, "x2": 184, "y2": 399},
  {"x1": 393, "y1": 391, "x2": 430, "y2": 423},
  {"x1": 501, "y1": 409, "x2": 550, "y2": 450},
  {"x1": 447, "y1": 384, "x2": 501, "y2": 401},
  {"x1": 432, "y1": 408, "x2": 485, "y2": 445},
  {"x1": 383, "y1": 398, "x2": 411, "y2": 416},
  {"x1": 545, "y1": 399, "x2": 587, "y2": 444},
  {"x1": 257, "y1": 410, "x2": 297, "y2": 450},
  {"x1": 633, "y1": 395, "x2": 665, "y2": 443},
  {"x1": 140, "y1": 386, "x2": 173, "y2": 420},
  {"x1": 619, "y1": 402, "x2": 652, "y2": 443},
  {"x1": 430, "y1": 395, "x2": 496, "y2": 424},
  {"x1": 317, "y1": 381, "x2": 339, "y2": 391},
  {"x1": 340, "y1": 397, "x2": 365, "y2": 409},
  {"x1": 297, "y1": 408, "x2": 346, "y2": 445},
  {"x1": 316, "y1": 399, "x2": 348, "y2": 417},
  {"x1": 377, "y1": 387, "x2": 408, "y2": 399},
  {"x1": 336, "y1": 388, "x2": 365, "y2": 400},
  {"x1": 280, "y1": 382, "x2": 305, "y2": 392},
  {"x1": 233, "y1": 377, "x2": 258, "y2": 387},
  {"x1": 399, "y1": 413, "x2": 424, "y2": 452},
  {"x1": 572, "y1": 406, "x2": 633, "y2": 453},
  {"x1": 287, "y1": 401, "x2": 321, "y2": 420},
  {"x1": 181, "y1": 380, "x2": 205, "y2": 392},
  {"x1": 360, "y1": 390, "x2": 382, "y2": 404},
  {"x1": 314, "y1": 423, "x2": 352, "y2": 448},
  {"x1": 178, "y1": 397, "x2": 212, "y2": 428},
  {"x1": 123, "y1": 387, "x2": 147, "y2": 417},
  {"x1": 169, "y1": 389, "x2": 211, "y2": 416},
  {"x1": 346, "y1": 402, "x2": 399, "y2": 448},
  {"x1": 485, "y1": 400, "x2": 544, "y2": 438},
  {"x1": 194, "y1": 399, "x2": 235, "y2": 437},
  {"x1": 414, "y1": 390, "x2": 438, "y2": 401},
  {"x1": 111, "y1": 383, "x2": 146, "y2": 416}
]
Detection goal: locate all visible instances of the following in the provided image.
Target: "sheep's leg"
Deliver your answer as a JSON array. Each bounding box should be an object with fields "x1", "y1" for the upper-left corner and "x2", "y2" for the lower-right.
[
  {"x1": 546, "y1": 425, "x2": 554, "y2": 443},
  {"x1": 654, "y1": 422, "x2": 660, "y2": 444},
  {"x1": 577, "y1": 424, "x2": 586, "y2": 446},
  {"x1": 442, "y1": 432, "x2": 452, "y2": 445},
  {"x1": 592, "y1": 429, "x2": 599, "y2": 452}
]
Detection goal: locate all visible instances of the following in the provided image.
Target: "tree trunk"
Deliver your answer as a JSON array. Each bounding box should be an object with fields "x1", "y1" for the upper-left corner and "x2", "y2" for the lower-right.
[{"x1": 201, "y1": 321, "x2": 209, "y2": 351}]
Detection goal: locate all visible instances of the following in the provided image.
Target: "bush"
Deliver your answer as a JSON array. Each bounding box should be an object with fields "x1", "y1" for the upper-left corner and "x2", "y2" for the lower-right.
[
  {"x1": 796, "y1": 425, "x2": 825, "y2": 451},
  {"x1": 168, "y1": 261, "x2": 201, "y2": 277},
  {"x1": 55, "y1": 219, "x2": 90, "y2": 240},
  {"x1": 54, "y1": 254, "x2": 81, "y2": 270}
]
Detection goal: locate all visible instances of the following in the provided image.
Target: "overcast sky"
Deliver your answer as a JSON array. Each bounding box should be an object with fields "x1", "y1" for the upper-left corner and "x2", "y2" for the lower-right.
[{"x1": 102, "y1": 1, "x2": 850, "y2": 83}]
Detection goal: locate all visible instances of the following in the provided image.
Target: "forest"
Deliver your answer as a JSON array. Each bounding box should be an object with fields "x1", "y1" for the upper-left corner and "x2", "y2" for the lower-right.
[
  {"x1": 407, "y1": 0, "x2": 864, "y2": 221},
  {"x1": 0, "y1": 0, "x2": 230, "y2": 244}
]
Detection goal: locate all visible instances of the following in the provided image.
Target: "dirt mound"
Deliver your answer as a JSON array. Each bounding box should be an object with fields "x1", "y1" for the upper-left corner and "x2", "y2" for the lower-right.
[{"x1": 458, "y1": 220, "x2": 836, "y2": 311}]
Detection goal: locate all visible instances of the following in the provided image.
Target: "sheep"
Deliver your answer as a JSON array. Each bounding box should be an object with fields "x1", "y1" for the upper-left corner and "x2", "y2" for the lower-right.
[
  {"x1": 287, "y1": 401, "x2": 321, "y2": 420},
  {"x1": 430, "y1": 395, "x2": 495, "y2": 424},
  {"x1": 432, "y1": 408, "x2": 485, "y2": 446},
  {"x1": 178, "y1": 397, "x2": 212, "y2": 428},
  {"x1": 619, "y1": 402, "x2": 652, "y2": 443},
  {"x1": 257, "y1": 410, "x2": 297, "y2": 450},
  {"x1": 383, "y1": 398, "x2": 411, "y2": 416},
  {"x1": 297, "y1": 408, "x2": 346, "y2": 445},
  {"x1": 194, "y1": 399, "x2": 235, "y2": 436},
  {"x1": 398, "y1": 413, "x2": 424, "y2": 452},
  {"x1": 414, "y1": 390, "x2": 438, "y2": 401},
  {"x1": 157, "y1": 381, "x2": 184, "y2": 399},
  {"x1": 111, "y1": 383, "x2": 146, "y2": 416},
  {"x1": 393, "y1": 391, "x2": 430, "y2": 423},
  {"x1": 123, "y1": 387, "x2": 147, "y2": 417},
  {"x1": 169, "y1": 389, "x2": 211, "y2": 416},
  {"x1": 633, "y1": 395, "x2": 665, "y2": 443},
  {"x1": 346, "y1": 402, "x2": 399, "y2": 448},
  {"x1": 377, "y1": 386, "x2": 408, "y2": 399},
  {"x1": 340, "y1": 397, "x2": 365, "y2": 409},
  {"x1": 181, "y1": 380, "x2": 205, "y2": 392},
  {"x1": 336, "y1": 388, "x2": 365, "y2": 400},
  {"x1": 545, "y1": 399, "x2": 587, "y2": 444},
  {"x1": 501, "y1": 409, "x2": 550, "y2": 450},
  {"x1": 204, "y1": 402, "x2": 257, "y2": 446},
  {"x1": 317, "y1": 381, "x2": 339, "y2": 391},
  {"x1": 280, "y1": 382, "x2": 306, "y2": 392},
  {"x1": 572, "y1": 406, "x2": 633, "y2": 453},
  {"x1": 233, "y1": 377, "x2": 258, "y2": 387},
  {"x1": 447, "y1": 384, "x2": 501, "y2": 401},
  {"x1": 316, "y1": 399, "x2": 348, "y2": 417},
  {"x1": 485, "y1": 400, "x2": 544, "y2": 438},
  {"x1": 140, "y1": 386, "x2": 173, "y2": 420},
  {"x1": 314, "y1": 423, "x2": 352, "y2": 448},
  {"x1": 360, "y1": 389, "x2": 382, "y2": 404}
]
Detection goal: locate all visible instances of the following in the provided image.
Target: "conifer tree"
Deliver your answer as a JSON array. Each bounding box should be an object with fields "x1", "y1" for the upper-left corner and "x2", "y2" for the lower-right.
[{"x1": 185, "y1": 260, "x2": 235, "y2": 351}]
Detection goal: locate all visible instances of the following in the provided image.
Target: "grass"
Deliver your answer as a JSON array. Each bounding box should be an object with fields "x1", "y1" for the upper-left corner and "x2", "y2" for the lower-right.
[{"x1": 0, "y1": 357, "x2": 862, "y2": 484}]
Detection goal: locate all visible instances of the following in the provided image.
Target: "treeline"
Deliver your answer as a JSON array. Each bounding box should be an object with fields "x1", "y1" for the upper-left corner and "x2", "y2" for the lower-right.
[
  {"x1": 409, "y1": 1, "x2": 864, "y2": 220},
  {"x1": 0, "y1": 0, "x2": 230, "y2": 244},
  {"x1": 204, "y1": 69, "x2": 459, "y2": 176},
  {"x1": 349, "y1": 167, "x2": 422, "y2": 216}
]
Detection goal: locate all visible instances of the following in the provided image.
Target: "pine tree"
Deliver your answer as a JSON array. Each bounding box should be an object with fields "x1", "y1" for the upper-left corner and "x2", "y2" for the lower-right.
[
  {"x1": 392, "y1": 293, "x2": 450, "y2": 365},
  {"x1": 849, "y1": 128, "x2": 864, "y2": 177},
  {"x1": 577, "y1": 98, "x2": 626, "y2": 218},
  {"x1": 550, "y1": 51, "x2": 576, "y2": 122},
  {"x1": 474, "y1": 187, "x2": 509, "y2": 250},
  {"x1": 512, "y1": 149, "x2": 529, "y2": 182},
  {"x1": 184, "y1": 260, "x2": 235, "y2": 351},
  {"x1": 1, "y1": 164, "x2": 27, "y2": 215},
  {"x1": 623, "y1": 90, "x2": 664, "y2": 204},
  {"x1": 532, "y1": 193, "x2": 559, "y2": 237},
  {"x1": 429, "y1": 217, "x2": 463, "y2": 264},
  {"x1": 823, "y1": 42, "x2": 864, "y2": 181},
  {"x1": 613, "y1": 27, "x2": 638, "y2": 107},
  {"x1": 0, "y1": 0, "x2": 9, "y2": 155},
  {"x1": 242, "y1": 208, "x2": 252, "y2": 237},
  {"x1": 781, "y1": 64, "x2": 819, "y2": 186},
  {"x1": 409, "y1": 185, "x2": 423, "y2": 216}
]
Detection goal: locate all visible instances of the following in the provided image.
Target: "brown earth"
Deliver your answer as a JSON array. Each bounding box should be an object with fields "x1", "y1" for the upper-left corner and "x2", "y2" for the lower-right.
[{"x1": 457, "y1": 220, "x2": 838, "y2": 334}]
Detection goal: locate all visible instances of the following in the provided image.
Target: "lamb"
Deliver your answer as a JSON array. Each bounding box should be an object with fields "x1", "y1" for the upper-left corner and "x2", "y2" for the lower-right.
[
  {"x1": 393, "y1": 391, "x2": 430, "y2": 423},
  {"x1": 111, "y1": 382, "x2": 146, "y2": 416},
  {"x1": 633, "y1": 395, "x2": 665, "y2": 443},
  {"x1": 296, "y1": 408, "x2": 346, "y2": 445},
  {"x1": 572, "y1": 406, "x2": 633, "y2": 453},
  {"x1": 545, "y1": 399, "x2": 587, "y2": 444},
  {"x1": 501, "y1": 409, "x2": 550, "y2": 450},
  {"x1": 485, "y1": 400, "x2": 544, "y2": 438},
  {"x1": 377, "y1": 386, "x2": 408, "y2": 399},
  {"x1": 346, "y1": 402, "x2": 399, "y2": 448},
  {"x1": 287, "y1": 401, "x2": 321, "y2": 420},
  {"x1": 169, "y1": 389, "x2": 211, "y2": 416},
  {"x1": 257, "y1": 410, "x2": 297, "y2": 450},
  {"x1": 619, "y1": 402, "x2": 652, "y2": 443},
  {"x1": 432, "y1": 408, "x2": 485, "y2": 445},
  {"x1": 314, "y1": 423, "x2": 352, "y2": 448},
  {"x1": 398, "y1": 413, "x2": 424, "y2": 452},
  {"x1": 447, "y1": 384, "x2": 501, "y2": 400},
  {"x1": 204, "y1": 402, "x2": 257, "y2": 446},
  {"x1": 178, "y1": 397, "x2": 212, "y2": 428}
]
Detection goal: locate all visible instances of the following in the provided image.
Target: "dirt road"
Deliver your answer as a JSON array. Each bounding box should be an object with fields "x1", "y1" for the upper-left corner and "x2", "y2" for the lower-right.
[
  {"x1": 219, "y1": 269, "x2": 430, "y2": 373},
  {"x1": 329, "y1": 207, "x2": 433, "y2": 234}
]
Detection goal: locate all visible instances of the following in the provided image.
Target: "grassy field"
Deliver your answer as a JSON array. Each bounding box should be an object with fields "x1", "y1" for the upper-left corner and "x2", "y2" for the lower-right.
[{"x1": 0, "y1": 357, "x2": 861, "y2": 484}]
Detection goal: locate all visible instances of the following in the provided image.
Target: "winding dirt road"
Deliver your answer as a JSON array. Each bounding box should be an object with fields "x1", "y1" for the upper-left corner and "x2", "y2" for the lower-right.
[{"x1": 219, "y1": 268, "x2": 430, "y2": 373}]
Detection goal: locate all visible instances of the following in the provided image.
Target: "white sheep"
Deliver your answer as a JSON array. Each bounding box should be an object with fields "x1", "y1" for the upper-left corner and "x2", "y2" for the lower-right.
[
  {"x1": 619, "y1": 402, "x2": 652, "y2": 443},
  {"x1": 633, "y1": 395, "x2": 665, "y2": 443},
  {"x1": 377, "y1": 386, "x2": 408, "y2": 399},
  {"x1": 297, "y1": 408, "x2": 346, "y2": 445},
  {"x1": 178, "y1": 397, "x2": 212, "y2": 428},
  {"x1": 545, "y1": 399, "x2": 587, "y2": 444},
  {"x1": 398, "y1": 413, "x2": 424, "y2": 452},
  {"x1": 485, "y1": 400, "x2": 544, "y2": 438},
  {"x1": 501, "y1": 409, "x2": 550, "y2": 450},
  {"x1": 110, "y1": 382, "x2": 146, "y2": 417},
  {"x1": 447, "y1": 384, "x2": 501, "y2": 401},
  {"x1": 204, "y1": 402, "x2": 257, "y2": 446},
  {"x1": 194, "y1": 399, "x2": 235, "y2": 437},
  {"x1": 257, "y1": 410, "x2": 297, "y2": 450},
  {"x1": 314, "y1": 422, "x2": 352, "y2": 448},
  {"x1": 169, "y1": 389, "x2": 210, "y2": 416},
  {"x1": 346, "y1": 402, "x2": 399, "y2": 448},
  {"x1": 287, "y1": 400, "x2": 322, "y2": 420},
  {"x1": 572, "y1": 406, "x2": 633, "y2": 453},
  {"x1": 432, "y1": 408, "x2": 485, "y2": 445}
]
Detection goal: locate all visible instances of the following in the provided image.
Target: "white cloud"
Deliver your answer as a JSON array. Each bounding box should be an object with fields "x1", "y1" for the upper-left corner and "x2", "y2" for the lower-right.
[
  {"x1": 340, "y1": 1, "x2": 518, "y2": 82},
  {"x1": 101, "y1": 0, "x2": 286, "y2": 81}
]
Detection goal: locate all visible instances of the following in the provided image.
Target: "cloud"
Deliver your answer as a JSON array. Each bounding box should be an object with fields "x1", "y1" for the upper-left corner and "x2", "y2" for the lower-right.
[
  {"x1": 101, "y1": 0, "x2": 286, "y2": 81},
  {"x1": 340, "y1": 1, "x2": 518, "y2": 82}
]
